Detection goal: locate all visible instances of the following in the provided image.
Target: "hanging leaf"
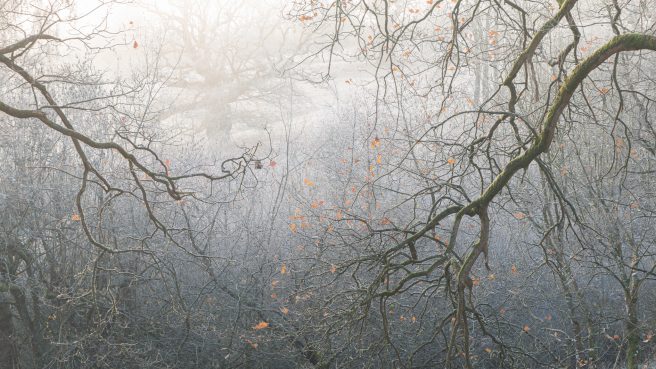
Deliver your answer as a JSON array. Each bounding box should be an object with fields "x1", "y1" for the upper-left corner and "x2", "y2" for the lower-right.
[
  {"x1": 513, "y1": 212, "x2": 526, "y2": 220},
  {"x1": 311, "y1": 200, "x2": 325, "y2": 209},
  {"x1": 281, "y1": 263, "x2": 287, "y2": 274},
  {"x1": 253, "y1": 321, "x2": 269, "y2": 330},
  {"x1": 615, "y1": 137, "x2": 625, "y2": 150},
  {"x1": 71, "y1": 213, "x2": 81, "y2": 221},
  {"x1": 447, "y1": 157, "x2": 456, "y2": 165},
  {"x1": 164, "y1": 159, "x2": 171, "y2": 175},
  {"x1": 303, "y1": 178, "x2": 315, "y2": 187},
  {"x1": 371, "y1": 137, "x2": 381, "y2": 149},
  {"x1": 133, "y1": 40, "x2": 139, "y2": 48}
]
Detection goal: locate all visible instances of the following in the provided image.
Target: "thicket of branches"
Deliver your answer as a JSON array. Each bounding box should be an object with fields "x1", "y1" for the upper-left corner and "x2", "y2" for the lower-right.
[{"x1": 1, "y1": 0, "x2": 656, "y2": 369}]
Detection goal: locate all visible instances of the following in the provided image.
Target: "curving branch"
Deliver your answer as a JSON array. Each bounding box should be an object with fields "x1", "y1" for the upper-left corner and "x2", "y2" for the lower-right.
[{"x1": 441, "y1": 32, "x2": 656, "y2": 366}]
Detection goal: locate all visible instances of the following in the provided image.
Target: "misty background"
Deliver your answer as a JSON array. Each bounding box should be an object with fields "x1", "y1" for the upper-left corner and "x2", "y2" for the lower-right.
[{"x1": 1, "y1": 1, "x2": 656, "y2": 369}]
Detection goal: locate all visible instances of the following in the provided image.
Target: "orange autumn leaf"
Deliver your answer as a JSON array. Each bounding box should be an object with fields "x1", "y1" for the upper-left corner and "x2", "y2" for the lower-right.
[
  {"x1": 523, "y1": 324, "x2": 530, "y2": 333},
  {"x1": 487, "y1": 273, "x2": 496, "y2": 281},
  {"x1": 292, "y1": 207, "x2": 303, "y2": 218},
  {"x1": 289, "y1": 223, "x2": 297, "y2": 233},
  {"x1": 370, "y1": 137, "x2": 381, "y2": 149},
  {"x1": 330, "y1": 264, "x2": 337, "y2": 274},
  {"x1": 511, "y1": 264, "x2": 518, "y2": 275},
  {"x1": 132, "y1": 40, "x2": 139, "y2": 48},
  {"x1": 513, "y1": 212, "x2": 526, "y2": 220},
  {"x1": 280, "y1": 307, "x2": 289, "y2": 315},
  {"x1": 303, "y1": 178, "x2": 315, "y2": 187},
  {"x1": 71, "y1": 213, "x2": 81, "y2": 221},
  {"x1": 484, "y1": 347, "x2": 493, "y2": 353},
  {"x1": 376, "y1": 153, "x2": 382, "y2": 164},
  {"x1": 164, "y1": 159, "x2": 171, "y2": 175},
  {"x1": 281, "y1": 263, "x2": 287, "y2": 274},
  {"x1": 253, "y1": 321, "x2": 269, "y2": 330},
  {"x1": 447, "y1": 157, "x2": 456, "y2": 165},
  {"x1": 599, "y1": 87, "x2": 610, "y2": 95}
]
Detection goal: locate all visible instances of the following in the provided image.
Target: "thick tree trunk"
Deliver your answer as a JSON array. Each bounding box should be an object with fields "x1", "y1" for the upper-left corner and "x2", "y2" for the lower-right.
[{"x1": 624, "y1": 285, "x2": 640, "y2": 369}]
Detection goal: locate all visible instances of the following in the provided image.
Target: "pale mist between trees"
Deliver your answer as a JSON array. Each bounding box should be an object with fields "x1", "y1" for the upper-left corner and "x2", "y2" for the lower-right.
[{"x1": 1, "y1": 1, "x2": 655, "y2": 368}]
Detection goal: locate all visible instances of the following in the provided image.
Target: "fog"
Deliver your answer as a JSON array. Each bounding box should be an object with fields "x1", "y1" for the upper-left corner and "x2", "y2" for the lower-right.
[{"x1": 1, "y1": 1, "x2": 656, "y2": 368}]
